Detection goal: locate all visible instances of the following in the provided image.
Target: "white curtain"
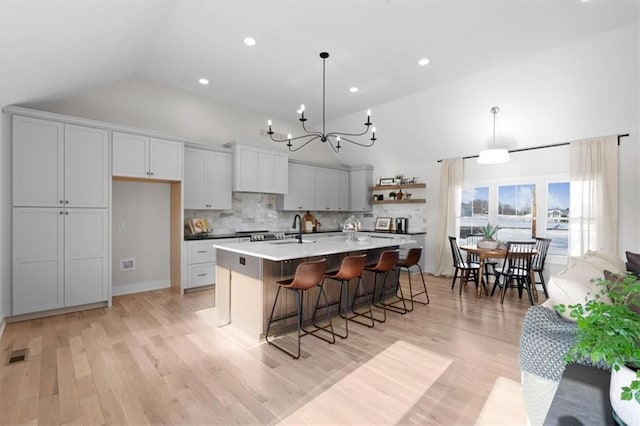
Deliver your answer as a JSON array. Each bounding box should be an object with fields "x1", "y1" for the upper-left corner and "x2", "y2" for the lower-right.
[
  {"x1": 434, "y1": 158, "x2": 463, "y2": 276},
  {"x1": 569, "y1": 135, "x2": 618, "y2": 258}
]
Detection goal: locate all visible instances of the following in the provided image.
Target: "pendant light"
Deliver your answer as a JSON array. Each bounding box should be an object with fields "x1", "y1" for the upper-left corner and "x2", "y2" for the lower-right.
[{"x1": 477, "y1": 106, "x2": 510, "y2": 164}]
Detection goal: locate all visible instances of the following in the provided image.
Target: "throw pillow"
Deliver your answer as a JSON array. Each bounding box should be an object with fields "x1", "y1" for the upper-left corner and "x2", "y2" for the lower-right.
[
  {"x1": 626, "y1": 261, "x2": 640, "y2": 276},
  {"x1": 547, "y1": 275, "x2": 611, "y2": 321},
  {"x1": 626, "y1": 251, "x2": 640, "y2": 267},
  {"x1": 557, "y1": 259, "x2": 604, "y2": 284},
  {"x1": 583, "y1": 249, "x2": 626, "y2": 274},
  {"x1": 604, "y1": 270, "x2": 640, "y2": 315}
]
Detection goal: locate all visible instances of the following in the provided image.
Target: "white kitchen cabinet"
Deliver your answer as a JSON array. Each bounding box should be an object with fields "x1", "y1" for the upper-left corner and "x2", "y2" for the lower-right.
[
  {"x1": 184, "y1": 240, "x2": 217, "y2": 289},
  {"x1": 337, "y1": 170, "x2": 350, "y2": 211},
  {"x1": 12, "y1": 207, "x2": 109, "y2": 315},
  {"x1": 13, "y1": 116, "x2": 109, "y2": 208},
  {"x1": 277, "y1": 163, "x2": 315, "y2": 211},
  {"x1": 315, "y1": 167, "x2": 339, "y2": 211},
  {"x1": 226, "y1": 143, "x2": 288, "y2": 193},
  {"x1": 349, "y1": 165, "x2": 373, "y2": 212},
  {"x1": 184, "y1": 147, "x2": 232, "y2": 210},
  {"x1": 113, "y1": 132, "x2": 183, "y2": 181}
]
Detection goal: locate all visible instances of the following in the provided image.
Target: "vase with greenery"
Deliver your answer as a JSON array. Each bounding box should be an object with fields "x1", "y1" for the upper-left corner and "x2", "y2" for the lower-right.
[
  {"x1": 389, "y1": 191, "x2": 397, "y2": 200},
  {"x1": 555, "y1": 274, "x2": 640, "y2": 423},
  {"x1": 477, "y1": 223, "x2": 500, "y2": 248}
]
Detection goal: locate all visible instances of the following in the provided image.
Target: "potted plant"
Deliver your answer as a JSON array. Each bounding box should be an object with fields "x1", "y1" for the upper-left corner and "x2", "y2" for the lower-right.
[
  {"x1": 555, "y1": 274, "x2": 640, "y2": 425},
  {"x1": 389, "y1": 191, "x2": 397, "y2": 200},
  {"x1": 477, "y1": 223, "x2": 500, "y2": 248}
]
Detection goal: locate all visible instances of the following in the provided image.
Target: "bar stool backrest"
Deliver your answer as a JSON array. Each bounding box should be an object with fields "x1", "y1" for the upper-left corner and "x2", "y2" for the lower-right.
[
  {"x1": 400, "y1": 247, "x2": 422, "y2": 267},
  {"x1": 372, "y1": 249, "x2": 400, "y2": 272},
  {"x1": 333, "y1": 254, "x2": 367, "y2": 280},
  {"x1": 289, "y1": 259, "x2": 327, "y2": 290}
]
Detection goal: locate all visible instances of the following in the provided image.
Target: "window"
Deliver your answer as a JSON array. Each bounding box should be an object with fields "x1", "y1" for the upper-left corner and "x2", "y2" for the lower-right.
[
  {"x1": 460, "y1": 186, "x2": 489, "y2": 239},
  {"x1": 458, "y1": 180, "x2": 570, "y2": 257},
  {"x1": 497, "y1": 184, "x2": 535, "y2": 241},
  {"x1": 546, "y1": 182, "x2": 569, "y2": 255}
]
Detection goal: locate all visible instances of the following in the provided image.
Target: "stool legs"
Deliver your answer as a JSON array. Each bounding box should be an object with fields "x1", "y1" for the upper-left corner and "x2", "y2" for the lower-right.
[
  {"x1": 373, "y1": 269, "x2": 408, "y2": 315},
  {"x1": 399, "y1": 264, "x2": 429, "y2": 312},
  {"x1": 312, "y1": 277, "x2": 352, "y2": 338},
  {"x1": 349, "y1": 275, "x2": 377, "y2": 327},
  {"x1": 265, "y1": 285, "x2": 335, "y2": 360}
]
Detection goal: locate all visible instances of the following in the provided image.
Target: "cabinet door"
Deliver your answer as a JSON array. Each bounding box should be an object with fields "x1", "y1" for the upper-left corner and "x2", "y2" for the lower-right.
[
  {"x1": 184, "y1": 148, "x2": 208, "y2": 209},
  {"x1": 12, "y1": 116, "x2": 64, "y2": 207},
  {"x1": 280, "y1": 163, "x2": 315, "y2": 210},
  {"x1": 209, "y1": 152, "x2": 232, "y2": 210},
  {"x1": 65, "y1": 209, "x2": 109, "y2": 306},
  {"x1": 187, "y1": 263, "x2": 216, "y2": 288},
  {"x1": 337, "y1": 170, "x2": 350, "y2": 211},
  {"x1": 257, "y1": 151, "x2": 273, "y2": 193},
  {"x1": 65, "y1": 124, "x2": 109, "y2": 208},
  {"x1": 349, "y1": 168, "x2": 373, "y2": 211},
  {"x1": 150, "y1": 138, "x2": 183, "y2": 181},
  {"x1": 13, "y1": 208, "x2": 64, "y2": 314},
  {"x1": 234, "y1": 147, "x2": 258, "y2": 191},
  {"x1": 272, "y1": 153, "x2": 289, "y2": 194},
  {"x1": 112, "y1": 132, "x2": 149, "y2": 178},
  {"x1": 315, "y1": 167, "x2": 339, "y2": 211}
]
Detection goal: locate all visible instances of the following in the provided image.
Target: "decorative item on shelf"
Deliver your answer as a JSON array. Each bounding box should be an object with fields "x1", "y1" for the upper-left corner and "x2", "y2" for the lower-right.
[
  {"x1": 266, "y1": 52, "x2": 376, "y2": 153},
  {"x1": 478, "y1": 106, "x2": 510, "y2": 164},
  {"x1": 342, "y1": 215, "x2": 361, "y2": 241},
  {"x1": 379, "y1": 178, "x2": 395, "y2": 186},
  {"x1": 377, "y1": 194, "x2": 384, "y2": 201},
  {"x1": 388, "y1": 191, "x2": 397, "y2": 200},
  {"x1": 190, "y1": 218, "x2": 209, "y2": 234},
  {"x1": 303, "y1": 211, "x2": 320, "y2": 233},
  {"x1": 406, "y1": 193, "x2": 412, "y2": 200},
  {"x1": 554, "y1": 274, "x2": 640, "y2": 425},
  {"x1": 395, "y1": 174, "x2": 404, "y2": 184},
  {"x1": 477, "y1": 222, "x2": 500, "y2": 248},
  {"x1": 396, "y1": 190, "x2": 404, "y2": 200},
  {"x1": 375, "y1": 217, "x2": 391, "y2": 231}
]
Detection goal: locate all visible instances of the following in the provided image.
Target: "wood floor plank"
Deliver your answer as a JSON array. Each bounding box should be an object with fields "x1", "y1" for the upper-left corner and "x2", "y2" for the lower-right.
[{"x1": 0, "y1": 275, "x2": 538, "y2": 425}]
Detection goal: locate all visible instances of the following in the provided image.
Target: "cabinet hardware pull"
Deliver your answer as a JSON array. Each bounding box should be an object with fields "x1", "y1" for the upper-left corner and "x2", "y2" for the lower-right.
[
  {"x1": 197, "y1": 273, "x2": 207, "y2": 277},
  {"x1": 65, "y1": 200, "x2": 69, "y2": 204},
  {"x1": 59, "y1": 211, "x2": 63, "y2": 215},
  {"x1": 196, "y1": 250, "x2": 207, "y2": 253},
  {"x1": 60, "y1": 200, "x2": 64, "y2": 204},
  {"x1": 150, "y1": 172, "x2": 154, "y2": 176},
  {"x1": 65, "y1": 212, "x2": 69, "y2": 215}
]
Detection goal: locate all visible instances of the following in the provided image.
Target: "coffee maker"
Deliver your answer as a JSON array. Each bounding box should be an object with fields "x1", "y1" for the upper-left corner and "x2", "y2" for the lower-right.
[{"x1": 395, "y1": 217, "x2": 409, "y2": 234}]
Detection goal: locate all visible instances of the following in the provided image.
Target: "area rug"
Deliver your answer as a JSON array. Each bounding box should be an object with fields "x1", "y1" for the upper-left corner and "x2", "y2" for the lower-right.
[
  {"x1": 280, "y1": 340, "x2": 453, "y2": 424},
  {"x1": 475, "y1": 376, "x2": 528, "y2": 425}
]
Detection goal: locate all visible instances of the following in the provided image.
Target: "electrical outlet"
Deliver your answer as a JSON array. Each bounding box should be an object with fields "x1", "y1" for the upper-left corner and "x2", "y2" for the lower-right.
[
  {"x1": 120, "y1": 259, "x2": 135, "y2": 271},
  {"x1": 118, "y1": 220, "x2": 125, "y2": 230}
]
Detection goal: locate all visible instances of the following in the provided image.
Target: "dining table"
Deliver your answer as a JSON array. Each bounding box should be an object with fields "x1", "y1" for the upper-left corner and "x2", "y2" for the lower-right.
[{"x1": 460, "y1": 245, "x2": 538, "y2": 301}]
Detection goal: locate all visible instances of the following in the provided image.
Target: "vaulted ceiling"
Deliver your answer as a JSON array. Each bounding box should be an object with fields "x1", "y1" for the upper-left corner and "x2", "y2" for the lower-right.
[{"x1": 1, "y1": 1, "x2": 638, "y2": 124}]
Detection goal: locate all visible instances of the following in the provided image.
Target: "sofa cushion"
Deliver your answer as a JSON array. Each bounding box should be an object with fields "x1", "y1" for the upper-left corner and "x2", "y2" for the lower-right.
[
  {"x1": 547, "y1": 273, "x2": 610, "y2": 321},
  {"x1": 557, "y1": 259, "x2": 604, "y2": 283},
  {"x1": 583, "y1": 249, "x2": 626, "y2": 274}
]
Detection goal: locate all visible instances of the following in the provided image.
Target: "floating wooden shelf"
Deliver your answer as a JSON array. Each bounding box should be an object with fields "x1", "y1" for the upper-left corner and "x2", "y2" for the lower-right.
[
  {"x1": 370, "y1": 198, "x2": 426, "y2": 205},
  {"x1": 370, "y1": 183, "x2": 426, "y2": 191}
]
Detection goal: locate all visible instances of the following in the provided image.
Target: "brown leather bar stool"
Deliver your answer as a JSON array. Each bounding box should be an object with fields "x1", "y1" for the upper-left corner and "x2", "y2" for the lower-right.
[
  {"x1": 312, "y1": 254, "x2": 368, "y2": 338},
  {"x1": 361, "y1": 249, "x2": 404, "y2": 324},
  {"x1": 265, "y1": 258, "x2": 334, "y2": 359},
  {"x1": 396, "y1": 247, "x2": 429, "y2": 311}
]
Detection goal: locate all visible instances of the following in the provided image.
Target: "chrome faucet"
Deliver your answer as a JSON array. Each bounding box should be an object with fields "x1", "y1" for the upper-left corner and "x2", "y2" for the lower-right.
[{"x1": 292, "y1": 214, "x2": 302, "y2": 243}]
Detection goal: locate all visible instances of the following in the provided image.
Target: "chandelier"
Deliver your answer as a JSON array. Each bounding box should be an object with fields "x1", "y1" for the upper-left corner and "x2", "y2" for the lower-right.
[
  {"x1": 267, "y1": 52, "x2": 376, "y2": 153},
  {"x1": 477, "y1": 106, "x2": 510, "y2": 164}
]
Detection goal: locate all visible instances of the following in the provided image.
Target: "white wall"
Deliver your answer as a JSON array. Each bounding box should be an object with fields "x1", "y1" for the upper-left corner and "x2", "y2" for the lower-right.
[
  {"x1": 23, "y1": 78, "x2": 341, "y2": 166},
  {"x1": 111, "y1": 181, "x2": 171, "y2": 295},
  {"x1": 328, "y1": 23, "x2": 639, "y2": 272}
]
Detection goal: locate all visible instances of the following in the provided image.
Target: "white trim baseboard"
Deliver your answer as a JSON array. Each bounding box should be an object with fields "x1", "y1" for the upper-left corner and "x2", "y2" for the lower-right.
[{"x1": 111, "y1": 280, "x2": 171, "y2": 296}]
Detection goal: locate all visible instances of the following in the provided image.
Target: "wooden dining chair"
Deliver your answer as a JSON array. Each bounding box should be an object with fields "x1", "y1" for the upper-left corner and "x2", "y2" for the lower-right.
[
  {"x1": 532, "y1": 237, "x2": 552, "y2": 298},
  {"x1": 448, "y1": 236, "x2": 480, "y2": 295},
  {"x1": 466, "y1": 234, "x2": 497, "y2": 285},
  {"x1": 492, "y1": 241, "x2": 536, "y2": 305}
]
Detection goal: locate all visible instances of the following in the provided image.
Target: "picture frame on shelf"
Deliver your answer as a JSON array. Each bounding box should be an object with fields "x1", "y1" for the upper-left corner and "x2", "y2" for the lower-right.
[
  {"x1": 375, "y1": 217, "x2": 392, "y2": 231},
  {"x1": 378, "y1": 178, "x2": 395, "y2": 186}
]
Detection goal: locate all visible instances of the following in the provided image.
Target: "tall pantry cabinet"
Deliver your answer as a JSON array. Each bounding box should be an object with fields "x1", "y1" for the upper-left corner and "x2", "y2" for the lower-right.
[{"x1": 12, "y1": 115, "x2": 110, "y2": 315}]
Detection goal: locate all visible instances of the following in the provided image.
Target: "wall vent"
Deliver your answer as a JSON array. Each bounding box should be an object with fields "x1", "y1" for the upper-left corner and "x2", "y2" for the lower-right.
[
  {"x1": 121, "y1": 258, "x2": 136, "y2": 271},
  {"x1": 6, "y1": 348, "x2": 29, "y2": 365}
]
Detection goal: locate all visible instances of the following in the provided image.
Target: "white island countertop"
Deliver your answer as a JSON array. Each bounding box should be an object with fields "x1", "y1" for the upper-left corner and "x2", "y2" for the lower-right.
[{"x1": 212, "y1": 234, "x2": 417, "y2": 261}]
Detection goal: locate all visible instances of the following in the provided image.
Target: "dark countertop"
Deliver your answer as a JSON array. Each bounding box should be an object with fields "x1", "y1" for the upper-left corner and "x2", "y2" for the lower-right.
[{"x1": 184, "y1": 229, "x2": 425, "y2": 241}]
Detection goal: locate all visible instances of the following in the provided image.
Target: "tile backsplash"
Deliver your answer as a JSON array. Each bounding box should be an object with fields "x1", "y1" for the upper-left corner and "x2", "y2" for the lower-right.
[{"x1": 184, "y1": 192, "x2": 426, "y2": 234}]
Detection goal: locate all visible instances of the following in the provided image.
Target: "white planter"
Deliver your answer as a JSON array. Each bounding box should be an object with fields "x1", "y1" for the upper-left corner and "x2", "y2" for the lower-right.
[
  {"x1": 610, "y1": 365, "x2": 640, "y2": 426},
  {"x1": 477, "y1": 240, "x2": 499, "y2": 249}
]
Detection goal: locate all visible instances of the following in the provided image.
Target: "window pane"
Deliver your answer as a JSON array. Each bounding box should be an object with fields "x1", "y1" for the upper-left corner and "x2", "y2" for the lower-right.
[
  {"x1": 547, "y1": 182, "x2": 569, "y2": 255},
  {"x1": 460, "y1": 186, "x2": 489, "y2": 240},
  {"x1": 497, "y1": 184, "x2": 534, "y2": 241}
]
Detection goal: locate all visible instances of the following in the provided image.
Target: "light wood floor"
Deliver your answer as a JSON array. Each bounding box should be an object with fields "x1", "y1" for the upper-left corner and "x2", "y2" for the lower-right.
[{"x1": 0, "y1": 274, "x2": 540, "y2": 425}]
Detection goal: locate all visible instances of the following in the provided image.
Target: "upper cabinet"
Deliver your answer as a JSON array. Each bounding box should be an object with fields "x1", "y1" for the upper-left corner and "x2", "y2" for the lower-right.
[
  {"x1": 13, "y1": 116, "x2": 109, "y2": 208},
  {"x1": 225, "y1": 142, "x2": 288, "y2": 194},
  {"x1": 184, "y1": 147, "x2": 232, "y2": 210},
  {"x1": 277, "y1": 161, "x2": 352, "y2": 211},
  {"x1": 277, "y1": 163, "x2": 315, "y2": 211},
  {"x1": 349, "y1": 165, "x2": 373, "y2": 212},
  {"x1": 112, "y1": 132, "x2": 183, "y2": 181}
]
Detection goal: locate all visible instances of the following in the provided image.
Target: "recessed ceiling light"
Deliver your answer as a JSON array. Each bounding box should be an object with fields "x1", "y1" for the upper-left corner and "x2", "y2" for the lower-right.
[
  {"x1": 199, "y1": 78, "x2": 209, "y2": 85},
  {"x1": 349, "y1": 87, "x2": 359, "y2": 93},
  {"x1": 418, "y1": 58, "x2": 430, "y2": 66},
  {"x1": 243, "y1": 37, "x2": 256, "y2": 46}
]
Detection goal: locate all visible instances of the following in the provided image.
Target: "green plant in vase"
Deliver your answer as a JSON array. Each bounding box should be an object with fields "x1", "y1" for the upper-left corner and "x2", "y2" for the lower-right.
[
  {"x1": 555, "y1": 274, "x2": 640, "y2": 423},
  {"x1": 477, "y1": 223, "x2": 500, "y2": 248}
]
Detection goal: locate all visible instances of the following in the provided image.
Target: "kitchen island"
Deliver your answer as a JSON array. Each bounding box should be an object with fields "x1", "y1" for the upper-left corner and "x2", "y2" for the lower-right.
[{"x1": 212, "y1": 234, "x2": 416, "y2": 341}]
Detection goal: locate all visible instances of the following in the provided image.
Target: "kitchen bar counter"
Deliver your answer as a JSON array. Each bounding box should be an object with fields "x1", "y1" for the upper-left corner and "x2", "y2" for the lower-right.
[
  {"x1": 213, "y1": 234, "x2": 416, "y2": 341},
  {"x1": 185, "y1": 229, "x2": 426, "y2": 241}
]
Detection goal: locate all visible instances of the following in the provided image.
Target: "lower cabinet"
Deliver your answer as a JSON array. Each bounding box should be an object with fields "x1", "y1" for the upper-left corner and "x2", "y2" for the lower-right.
[
  {"x1": 184, "y1": 240, "x2": 217, "y2": 289},
  {"x1": 12, "y1": 207, "x2": 109, "y2": 315}
]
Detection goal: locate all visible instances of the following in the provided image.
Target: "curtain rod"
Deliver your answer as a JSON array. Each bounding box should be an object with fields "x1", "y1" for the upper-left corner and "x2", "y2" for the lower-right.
[{"x1": 436, "y1": 133, "x2": 630, "y2": 163}]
